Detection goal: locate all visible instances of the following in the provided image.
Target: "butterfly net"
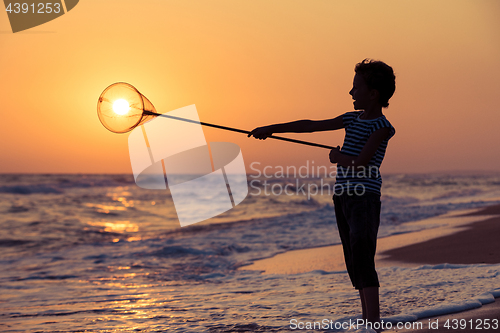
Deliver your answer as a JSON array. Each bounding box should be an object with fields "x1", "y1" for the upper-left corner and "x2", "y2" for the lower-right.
[{"x1": 97, "y1": 82, "x2": 156, "y2": 133}]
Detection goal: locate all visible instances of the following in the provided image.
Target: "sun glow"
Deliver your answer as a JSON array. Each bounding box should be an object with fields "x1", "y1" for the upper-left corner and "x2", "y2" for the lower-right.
[{"x1": 113, "y1": 99, "x2": 130, "y2": 115}]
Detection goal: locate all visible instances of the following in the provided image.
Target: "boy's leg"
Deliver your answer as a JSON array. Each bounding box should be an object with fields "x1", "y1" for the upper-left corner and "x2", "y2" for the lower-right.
[
  {"x1": 359, "y1": 289, "x2": 367, "y2": 320},
  {"x1": 361, "y1": 286, "x2": 380, "y2": 323},
  {"x1": 334, "y1": 193, "x2": 381, "y2": 321},
  {"x1": 343, "y1": 193, "x2": 381, "y2": 322}
]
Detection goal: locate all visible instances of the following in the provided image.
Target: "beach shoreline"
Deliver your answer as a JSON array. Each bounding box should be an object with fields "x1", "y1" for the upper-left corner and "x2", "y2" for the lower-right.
[{"x1": 239, "y1": 203, "x2": 500, "y2": 329}]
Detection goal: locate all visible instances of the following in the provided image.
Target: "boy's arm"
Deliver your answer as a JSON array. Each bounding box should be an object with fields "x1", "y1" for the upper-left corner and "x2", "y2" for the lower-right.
[
  {"x1": 248, "y1": 115, "x2": 344, "y2": 140},
  {"x1": 329, "y1": 127, "x2": 391, "y2": 167}
]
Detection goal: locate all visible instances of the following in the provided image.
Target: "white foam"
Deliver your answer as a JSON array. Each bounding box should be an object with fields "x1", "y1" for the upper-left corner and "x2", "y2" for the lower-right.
[{"x1": 378, "y1": 264, "x2": 500, "y2": 324}]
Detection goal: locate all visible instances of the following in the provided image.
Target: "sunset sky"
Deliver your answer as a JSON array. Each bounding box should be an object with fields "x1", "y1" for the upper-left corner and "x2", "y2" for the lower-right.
[{"x1": 1, "y1": 0, "x2": 499, "y2": 174}]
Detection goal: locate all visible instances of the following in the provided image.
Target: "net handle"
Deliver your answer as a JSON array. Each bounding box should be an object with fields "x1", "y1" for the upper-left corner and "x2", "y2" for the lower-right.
[{"x1": 143, "y1": 110, "x2": 335, "y2": 150}]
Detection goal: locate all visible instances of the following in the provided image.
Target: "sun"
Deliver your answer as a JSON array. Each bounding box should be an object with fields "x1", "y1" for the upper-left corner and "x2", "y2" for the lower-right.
[{"x1": 112, "y1": 99, "x2": 130, "y2": 115}]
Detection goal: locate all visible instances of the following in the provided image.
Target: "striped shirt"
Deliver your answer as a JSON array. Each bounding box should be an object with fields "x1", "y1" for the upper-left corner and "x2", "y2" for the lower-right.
[{"x1": 335, "y1": 111, "x2": 395, "y2": 195}]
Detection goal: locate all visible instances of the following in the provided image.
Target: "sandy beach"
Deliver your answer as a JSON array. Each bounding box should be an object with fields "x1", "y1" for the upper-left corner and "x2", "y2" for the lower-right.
[{"x1": 240, "y1": 204, "x2": 500, "y2": 330}]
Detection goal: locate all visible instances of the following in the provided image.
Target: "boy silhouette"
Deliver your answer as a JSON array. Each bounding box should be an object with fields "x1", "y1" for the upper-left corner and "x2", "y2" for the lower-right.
[{"x1": 248, "y1": 59, "x2": 396, "y2": 325}]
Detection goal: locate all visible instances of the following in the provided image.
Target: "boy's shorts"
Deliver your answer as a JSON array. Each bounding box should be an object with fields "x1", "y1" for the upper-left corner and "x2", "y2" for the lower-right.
[{"x1": 333, "y1": 192, "x2": 381, "y2": 290}]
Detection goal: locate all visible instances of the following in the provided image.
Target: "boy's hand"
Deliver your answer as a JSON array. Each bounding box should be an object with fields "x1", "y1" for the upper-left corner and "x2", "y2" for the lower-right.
[
  {"x1": 248, "y1": 126, "x2": 273, "y2": 140},
  {"x1": 329, "y1": 146, "x2": 341, "y2": 163}
]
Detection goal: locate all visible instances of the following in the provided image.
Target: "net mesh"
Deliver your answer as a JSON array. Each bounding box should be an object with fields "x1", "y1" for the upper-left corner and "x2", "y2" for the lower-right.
[{"x1": 97, "y1": 82, "x2": 156, "y2": 133}]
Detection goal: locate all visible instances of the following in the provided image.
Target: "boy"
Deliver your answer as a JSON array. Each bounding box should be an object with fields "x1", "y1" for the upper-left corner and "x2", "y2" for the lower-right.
[{"x1": 248, "y1": 59, "x2": 396, "y2": 325}]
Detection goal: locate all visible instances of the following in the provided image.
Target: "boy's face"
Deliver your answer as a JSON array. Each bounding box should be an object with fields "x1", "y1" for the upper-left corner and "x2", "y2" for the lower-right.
[{"x1": 349, "y1": 74, "x2": 376, "y2": 110}]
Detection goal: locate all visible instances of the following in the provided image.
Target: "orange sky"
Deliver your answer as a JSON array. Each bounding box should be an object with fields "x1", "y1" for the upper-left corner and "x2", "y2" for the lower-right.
[{"x1": 1, "y1": 0, "x2": 499, "y2": 174}]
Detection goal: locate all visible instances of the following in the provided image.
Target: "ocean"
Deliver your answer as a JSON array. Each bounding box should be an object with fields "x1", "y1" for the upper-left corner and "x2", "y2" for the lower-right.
[{"x1": 1, "y1": 172, "x2": 500, "y2": 332}]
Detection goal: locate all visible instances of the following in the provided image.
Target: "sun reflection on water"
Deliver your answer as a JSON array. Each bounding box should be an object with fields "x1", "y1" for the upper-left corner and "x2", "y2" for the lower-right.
[
  {"x1": 106, "y1": 188, "x2": 135, "y2": 207},
  {"x1": 86, "y1": 221, "x2": 139, "y2": 233},
  {"x1": 84, "y1": 203, "x2": 127, "y2": 214}
]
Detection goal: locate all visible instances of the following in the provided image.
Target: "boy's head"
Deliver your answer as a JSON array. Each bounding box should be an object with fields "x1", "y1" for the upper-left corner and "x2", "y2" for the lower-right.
[{"x1": 354, "y1": 59, "x2": 395, "y2": 108}]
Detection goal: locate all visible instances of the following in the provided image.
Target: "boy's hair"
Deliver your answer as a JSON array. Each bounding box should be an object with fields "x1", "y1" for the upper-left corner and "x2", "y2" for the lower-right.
[{"x1": 355, "y1": 59, "x2": 396, "y2": 108}]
